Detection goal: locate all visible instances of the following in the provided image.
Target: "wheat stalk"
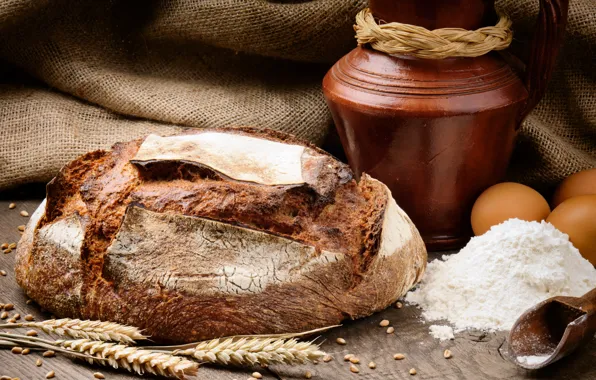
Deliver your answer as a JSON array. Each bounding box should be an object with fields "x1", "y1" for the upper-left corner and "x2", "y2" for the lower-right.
[
  {"x1": 58, "y1": 339, "x2": 198, "y2": 379},
  {"x1": 0, "y1": 318, "x2": 147, "y2": 343},
  {"x1": 0, "y1": 318, "x2": 334, "y2": 377},
  {"x1": 144, "y1": 325, "x2": 340, "y2": 351},
  {"x1": 0, "y1": 333, "x2": 102, "y2": 361},
  {"x1": 174, "y1": 337, "x2": 325, "y2": 366}
]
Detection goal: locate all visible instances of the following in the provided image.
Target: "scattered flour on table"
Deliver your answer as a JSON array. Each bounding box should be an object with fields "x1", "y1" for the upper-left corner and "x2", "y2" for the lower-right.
[
  {"x1": 429, "y1": 325, "x2": 454, "y2": 341},
  {"x1": 406, "y1": 219, "x2": 596, "y2": 334},
  {"x1": 517, "y1": 355, "x2": 550, "y2": 366}
]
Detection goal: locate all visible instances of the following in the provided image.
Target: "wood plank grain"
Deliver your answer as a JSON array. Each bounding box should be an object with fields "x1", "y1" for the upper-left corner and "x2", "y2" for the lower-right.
[{"x1": 1, "y1": 186, "x2": 595, "y2": 379}]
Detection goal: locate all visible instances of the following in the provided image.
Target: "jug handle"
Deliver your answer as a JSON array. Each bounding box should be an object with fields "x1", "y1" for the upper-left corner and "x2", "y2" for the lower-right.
[{"x1": 517, "y1": 0, "x2": 569, "y2": 126}]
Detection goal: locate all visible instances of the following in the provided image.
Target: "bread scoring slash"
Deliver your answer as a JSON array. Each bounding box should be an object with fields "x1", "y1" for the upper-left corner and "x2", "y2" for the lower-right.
[{"x1": 15, "y1": 128, "x2": 426, "y2": 343}]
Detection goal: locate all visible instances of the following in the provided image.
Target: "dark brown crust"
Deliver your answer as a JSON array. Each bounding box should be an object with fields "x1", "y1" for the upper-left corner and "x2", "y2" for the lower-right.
[{"x1": 15, "y1": 128, "x2": 427, "y2": 343}]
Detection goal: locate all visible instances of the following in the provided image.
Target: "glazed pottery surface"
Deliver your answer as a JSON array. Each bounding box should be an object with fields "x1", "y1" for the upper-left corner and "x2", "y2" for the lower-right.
[{"x1": 323, "y1": 0, "x2": 569, "y2": 249}]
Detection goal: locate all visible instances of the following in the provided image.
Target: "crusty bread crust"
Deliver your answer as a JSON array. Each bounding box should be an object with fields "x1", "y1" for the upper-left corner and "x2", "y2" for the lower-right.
[{"x1": 16, "y1": 128, "x2": 426, "y2": 343}]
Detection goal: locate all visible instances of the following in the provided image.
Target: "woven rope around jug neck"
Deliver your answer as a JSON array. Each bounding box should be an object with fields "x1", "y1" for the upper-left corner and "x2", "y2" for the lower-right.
[{"x1": 354, "y1": 8, "x2": 513, "y2": 59}]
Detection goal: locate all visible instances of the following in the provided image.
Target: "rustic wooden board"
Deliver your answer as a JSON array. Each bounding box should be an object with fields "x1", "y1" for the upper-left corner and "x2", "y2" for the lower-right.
[{"x1": 0, "y1": 185, "x2": 594, "y2": 380}]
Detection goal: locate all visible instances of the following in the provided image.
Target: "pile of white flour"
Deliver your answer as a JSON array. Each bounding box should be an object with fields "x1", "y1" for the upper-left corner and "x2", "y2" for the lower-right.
[{"x1": 407, "y1": 219, "x2": 596, "y2": 333}]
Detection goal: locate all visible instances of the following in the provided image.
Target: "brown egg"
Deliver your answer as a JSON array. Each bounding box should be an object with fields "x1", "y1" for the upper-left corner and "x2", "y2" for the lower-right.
[
  {"x1": 552, "y1": 168, "x2": 596, "y2": 208},
  {"x1": 471, "y1": 182, "x2": 550, "y2": 236},
  {"x1": 547, "y1": 195, "x2": 596, "y2": 265}
]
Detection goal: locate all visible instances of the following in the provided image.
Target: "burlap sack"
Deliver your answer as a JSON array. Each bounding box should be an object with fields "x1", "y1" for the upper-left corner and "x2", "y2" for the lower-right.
[{"x1": 0, "y1": 0, "x2": 593, "y2": 193}]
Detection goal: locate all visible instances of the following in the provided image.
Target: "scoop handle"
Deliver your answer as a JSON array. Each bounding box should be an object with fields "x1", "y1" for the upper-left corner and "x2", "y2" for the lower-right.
[
  {"x1": 578, "y1": 288, "x2": 596, "y2": 314},
  {"x1": 560, "y1": 288, "x2": 596, "y2": 311}
]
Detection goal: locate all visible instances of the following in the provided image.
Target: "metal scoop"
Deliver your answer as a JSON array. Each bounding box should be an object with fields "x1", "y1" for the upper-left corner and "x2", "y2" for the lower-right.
[{"x1": 506, "y1": 288, "x2": 596, "y2": 369}]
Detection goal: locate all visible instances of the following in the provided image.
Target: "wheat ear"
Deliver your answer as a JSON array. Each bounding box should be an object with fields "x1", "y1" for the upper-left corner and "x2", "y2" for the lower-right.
[
  {"x1": 58, "y1": 339, "x2": 198, "y2": 379},
  {"x1": 4, "y1": 318, "x2": 147, "y2": 343},
  {"x1": 175, "y1": 337, "x2": 325, "y2": 366}
]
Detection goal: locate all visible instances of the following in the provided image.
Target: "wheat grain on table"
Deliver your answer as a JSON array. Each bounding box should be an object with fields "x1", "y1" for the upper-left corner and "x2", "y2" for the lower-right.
[{"x1": 1, "y1": 185, "x2": 595, "y2": 380}]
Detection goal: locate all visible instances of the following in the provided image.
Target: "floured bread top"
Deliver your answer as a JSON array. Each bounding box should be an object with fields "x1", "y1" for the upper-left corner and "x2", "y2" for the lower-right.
[
  {"x1": 129, "y1": 131, "x2": 351, "y2": 198},
  {"x1": 133, "y1": 133, "x2": 308, "y2": 186},
  {"x1": 35, "y1": 128, "x2": 419, "y2": 297},
  {"x1": 104, "y1": 206, "x2": 345, "y2": 295}
]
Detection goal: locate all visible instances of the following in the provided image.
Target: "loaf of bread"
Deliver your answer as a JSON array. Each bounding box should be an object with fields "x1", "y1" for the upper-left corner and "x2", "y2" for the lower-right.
[{"x1": 15, "y1": 128, "x2": 426, "y2": 343}]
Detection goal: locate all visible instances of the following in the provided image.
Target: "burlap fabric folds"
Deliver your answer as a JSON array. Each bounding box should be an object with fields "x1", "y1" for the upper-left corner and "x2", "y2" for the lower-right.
[{"x1": 0, "y1": 0, "x2": 594, "y2": 193}]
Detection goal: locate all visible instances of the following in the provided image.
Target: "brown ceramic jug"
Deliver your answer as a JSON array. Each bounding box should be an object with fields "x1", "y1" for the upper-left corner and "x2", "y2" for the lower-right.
[{"x1": 323, "y1": 0, "x2": 569, "y2": 250}]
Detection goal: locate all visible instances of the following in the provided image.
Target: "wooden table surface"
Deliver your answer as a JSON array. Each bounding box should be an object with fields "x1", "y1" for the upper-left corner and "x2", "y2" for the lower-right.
[{"x1": 1, "y1": 185, "x2": 594, "y2": 380}]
